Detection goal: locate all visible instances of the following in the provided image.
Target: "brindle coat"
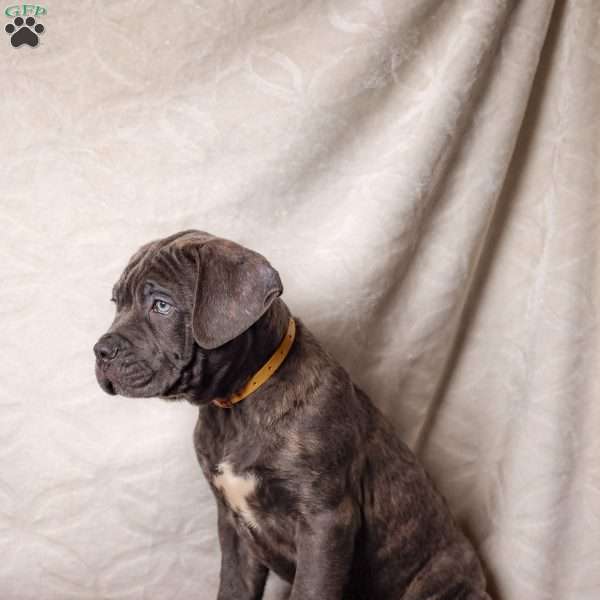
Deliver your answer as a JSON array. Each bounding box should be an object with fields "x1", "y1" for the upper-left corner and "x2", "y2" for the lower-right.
[{"x1": 94, "y1": 230, "x2": 490, "y2": 600}]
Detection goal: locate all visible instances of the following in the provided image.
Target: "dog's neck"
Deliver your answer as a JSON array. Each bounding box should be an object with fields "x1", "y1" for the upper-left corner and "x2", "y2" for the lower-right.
[{"x1": 184, "y1": 299, "x2": 291, "y2": 406}]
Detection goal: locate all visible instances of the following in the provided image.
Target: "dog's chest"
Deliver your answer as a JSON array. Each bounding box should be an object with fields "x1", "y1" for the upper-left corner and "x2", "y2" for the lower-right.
[
  {"x1": 194, "y1": 409, "x2": 299, "y2": 558},
  {"x1": 211, "y1": 460, "x2": 260, "y2": 529}
]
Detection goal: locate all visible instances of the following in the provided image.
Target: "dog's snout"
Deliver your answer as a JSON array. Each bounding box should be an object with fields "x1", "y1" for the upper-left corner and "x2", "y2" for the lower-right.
[{"x1": 94, "y1": 334, "x2": 121, "y2": 362}]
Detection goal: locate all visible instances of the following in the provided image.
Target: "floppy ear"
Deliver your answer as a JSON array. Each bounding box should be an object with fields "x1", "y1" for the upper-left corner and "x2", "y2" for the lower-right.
[{"x1": 191, "y1": 239, "x2": 283, "y2": 349}]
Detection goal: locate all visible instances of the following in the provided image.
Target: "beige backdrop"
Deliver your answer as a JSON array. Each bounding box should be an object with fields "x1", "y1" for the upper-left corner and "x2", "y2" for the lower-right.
[{"x1": 1, "y1": 1, "x2": 599, "y2": 599}]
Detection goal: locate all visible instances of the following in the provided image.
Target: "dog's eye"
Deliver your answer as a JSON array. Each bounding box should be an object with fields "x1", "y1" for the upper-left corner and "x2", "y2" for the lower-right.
[{"x1": 152, "y1": 299, "x2": 173, "y2": 315}]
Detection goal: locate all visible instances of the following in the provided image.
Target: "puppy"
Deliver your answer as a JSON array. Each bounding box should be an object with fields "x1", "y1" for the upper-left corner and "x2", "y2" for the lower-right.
[{"x1": 94, "y1": 230, "x2": 490, "y2": 600}]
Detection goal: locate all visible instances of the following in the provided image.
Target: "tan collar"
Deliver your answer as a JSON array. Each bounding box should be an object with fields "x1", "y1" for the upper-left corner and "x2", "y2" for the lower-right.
[{"x1": 212, "y1": 318, "x2": 296, "y2": 409}]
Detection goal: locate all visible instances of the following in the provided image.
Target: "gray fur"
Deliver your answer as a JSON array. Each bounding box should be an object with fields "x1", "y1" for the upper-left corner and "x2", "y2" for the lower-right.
[{"x1": 94, "y1": 230, "x2": 491, "y2": 600}]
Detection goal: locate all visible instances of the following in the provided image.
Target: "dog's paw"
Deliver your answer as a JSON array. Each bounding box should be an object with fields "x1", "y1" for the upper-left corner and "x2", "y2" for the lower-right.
[{"x1": 5, "y1": 16, "x2": 44, "y2": 48}]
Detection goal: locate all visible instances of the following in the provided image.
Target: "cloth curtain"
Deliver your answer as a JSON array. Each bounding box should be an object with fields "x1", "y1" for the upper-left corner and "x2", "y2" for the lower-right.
[{"x1": 1, "y1": 1, "x2": 598, "y2": 599}]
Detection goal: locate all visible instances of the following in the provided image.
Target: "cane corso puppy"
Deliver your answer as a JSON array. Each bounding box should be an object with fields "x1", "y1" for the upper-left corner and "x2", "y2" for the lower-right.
[{"x1": 94, "y1": 230, "x2": 490, "y2": 600}]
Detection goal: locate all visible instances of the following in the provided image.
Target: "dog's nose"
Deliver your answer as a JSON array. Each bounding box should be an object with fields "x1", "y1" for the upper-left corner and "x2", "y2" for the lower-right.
[{"x1": 94, "y1": 334, "x2": 120, "y2": 361}]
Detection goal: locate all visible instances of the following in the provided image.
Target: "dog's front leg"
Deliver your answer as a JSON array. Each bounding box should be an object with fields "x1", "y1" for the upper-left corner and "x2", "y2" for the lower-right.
[
  {"x1": 216, "y1": 501, "x2": 268, "y2": 600},
  {"x1": 289, "y1": 500, "x2": 358, "y2": 600}
]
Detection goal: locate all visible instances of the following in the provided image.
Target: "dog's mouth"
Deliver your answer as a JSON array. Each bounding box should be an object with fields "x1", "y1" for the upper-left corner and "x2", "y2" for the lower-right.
[
  {"x1": 95, "y1": 358, "x2": 154, "y2": 397},
  {"x1": 95, "y1": 361, "x2": 117, "y2": 395},
  {"x1": 97, "y1": 372, "x2": 116, "y2": 395}
]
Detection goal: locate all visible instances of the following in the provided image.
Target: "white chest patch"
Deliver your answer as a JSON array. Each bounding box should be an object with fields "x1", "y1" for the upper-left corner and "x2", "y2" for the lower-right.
[{"x1": 213, "y1": 461, "x2": 259, "y2": 529}]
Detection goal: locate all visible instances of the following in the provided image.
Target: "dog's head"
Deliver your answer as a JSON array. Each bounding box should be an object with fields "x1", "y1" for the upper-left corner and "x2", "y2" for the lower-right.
[{"x1": 93, "y1": 230, "x2": 282, "y2": 401}]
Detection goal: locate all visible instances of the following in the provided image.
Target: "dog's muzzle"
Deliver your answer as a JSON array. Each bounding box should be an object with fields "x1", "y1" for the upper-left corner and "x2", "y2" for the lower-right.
[{"x1": 94, "y1": 333, "x2": 153, "y2": 395}]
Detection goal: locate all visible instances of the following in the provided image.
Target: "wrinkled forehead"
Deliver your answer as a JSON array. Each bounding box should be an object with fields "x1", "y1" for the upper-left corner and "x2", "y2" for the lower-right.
[{"x1": 112, "y1": 230, "x2": 215, "y2": 303}]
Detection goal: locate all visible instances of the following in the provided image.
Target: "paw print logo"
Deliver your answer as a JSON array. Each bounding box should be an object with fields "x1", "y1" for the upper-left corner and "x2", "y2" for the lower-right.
[{"x1": 5, "y1": 16, "x2": 44, "y2": 48}]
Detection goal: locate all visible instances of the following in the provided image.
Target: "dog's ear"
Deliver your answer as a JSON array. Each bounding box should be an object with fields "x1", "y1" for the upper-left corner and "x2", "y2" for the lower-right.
[{"x1": 191, "y1": 238, "x2": 283, "y2": 349}]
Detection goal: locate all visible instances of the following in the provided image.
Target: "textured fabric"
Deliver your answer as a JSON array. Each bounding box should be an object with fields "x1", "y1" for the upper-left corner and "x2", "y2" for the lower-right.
[{"x1": 1, "y1": 1, "x2": 599, "y2": 599}]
